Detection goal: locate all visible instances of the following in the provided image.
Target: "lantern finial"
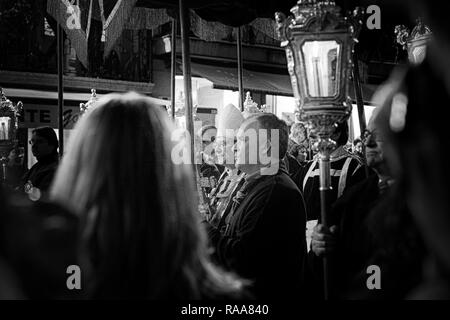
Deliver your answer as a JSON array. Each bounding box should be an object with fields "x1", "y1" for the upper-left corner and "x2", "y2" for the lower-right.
[
  {"x1": 80, "y1": 88, "x2": 99, "y2": 114},
  {"x1": 395, "y1": 18, "x2": 432, "y2": 64}
]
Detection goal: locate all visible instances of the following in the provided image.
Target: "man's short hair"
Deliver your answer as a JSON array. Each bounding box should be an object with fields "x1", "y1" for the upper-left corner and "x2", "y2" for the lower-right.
[
  {"x1": 32, "y1": 126, "x2": 59, "y2": 150},
  {"x1": 244, "y1": 113, "x2": 289, "y2": 159}
]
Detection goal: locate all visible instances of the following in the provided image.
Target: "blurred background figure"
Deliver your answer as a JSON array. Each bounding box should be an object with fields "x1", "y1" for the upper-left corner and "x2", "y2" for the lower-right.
[
  {"x1": 206, "y1": 104, "x2": 246, "y2": 230},
  {"x1": 51, "y1": 92, "x2": 245, "y2": 299},
  {"x1": 352, "y1": 137, "x2": 364, "y2": 159},
  {"x1": 375, "y1": 57, "x2": 450, "y2": 299},
  {"x1": 197, "y1": 125, "x2": 221, "y2": 196},
  {"x1": 0, "y1": 185, "x2": 78, "y2": 299},
  {"x1": 3, "y1": 146, "x2": 25, "y2": 190},
  {"x1": 22, "y1": 127, "x2": 59, "y2": 200},
  {"x1": 288, "y1": 122, "x2": 310, "y2": 165},
  {"x1": 309, "y1": 110, "x2": 425, "y2": 299}
]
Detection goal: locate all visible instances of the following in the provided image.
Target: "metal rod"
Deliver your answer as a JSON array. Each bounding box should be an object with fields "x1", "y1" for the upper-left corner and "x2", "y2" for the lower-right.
[
  {"x1": 318, "y1": 150, "x2": 331, "y2": 300},
  {"x1": 57, "y1": 23, "x2": 64, "y2": 157},
  {"x1": 179, "y1": 0, "x2": 195, "y2": 165},
  {"x1": 352, "y1": 50, "x2": 369, "y2": 177},
  {"x1": 237, "y1": 26, "x2": 244, "y2": 111},
  {"x1": 171, "y1": 18, "x2": 177, "y2": 120},
  {"x1": 352, "y1": 51, "x2": 367, "y2": 136}
]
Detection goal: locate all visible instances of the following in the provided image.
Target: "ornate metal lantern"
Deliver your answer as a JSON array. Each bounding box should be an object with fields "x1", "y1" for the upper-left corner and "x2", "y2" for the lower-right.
[
  {"x1": 0, "y1": 88, "x2": 23, "y2": 183},
  {"x1": 395, "y1": 18, "x2": 432, "y2": 65},
  {"x1": 275, "y1": 1, "x2": 361, "y2": 134},
  {"x1": 80, "y1": 89, "x2": 99, "y2": 115},
  {"x1": 275, "y1": 0, "x2": 362, "y2": 299}
]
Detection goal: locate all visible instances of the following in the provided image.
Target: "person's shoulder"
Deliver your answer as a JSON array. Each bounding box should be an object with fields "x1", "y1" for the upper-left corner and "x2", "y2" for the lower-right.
[
  {"x1": 5, "y1": 189, "x2": 77, "y2": 228},
  {"x1": 336, "y1": 174, "x2": 378, "y2": 204},
  {"x1": 260, "y1": 171, "x2": 303, "y2": 203}
]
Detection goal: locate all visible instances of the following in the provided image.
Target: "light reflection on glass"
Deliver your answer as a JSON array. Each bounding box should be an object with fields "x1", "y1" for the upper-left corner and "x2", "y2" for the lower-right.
[
  {"x1": 0, "y1": 117, "x2": 11, "y2": 140},
  {"x1": 301, "y1": 40, "x2": 341, "y2": 97}
]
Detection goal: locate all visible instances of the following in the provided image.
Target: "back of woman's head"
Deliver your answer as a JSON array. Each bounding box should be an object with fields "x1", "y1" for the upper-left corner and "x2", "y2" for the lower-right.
[{"x1": 51, "y1": 92, "x2": 243, "y2": 298}]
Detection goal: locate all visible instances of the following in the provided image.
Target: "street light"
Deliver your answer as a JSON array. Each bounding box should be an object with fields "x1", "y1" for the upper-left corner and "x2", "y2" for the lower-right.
[
  {"x1": 0, "y1": 87, "x2": 23, "y2": 184},
  {"x1": 395, "y1": 18, "x2": 432, "y2": 65},
  {"x1": 275, "y1": 0, "x2": 362, "y2": 299},
  {"x1": 80, "y1": 89, "x2": 99, "y2": 115}
]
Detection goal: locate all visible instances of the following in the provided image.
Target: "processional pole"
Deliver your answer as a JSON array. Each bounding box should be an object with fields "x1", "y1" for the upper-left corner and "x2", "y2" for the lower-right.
[
  {"x1": 179, "y1": 0, "x2": 195, "y2": 166},
  {"x1": 276, "y1": 0, "x2": 363, "y2": 300},
  {"x1": 171, "y1": 17, "x2": 178, "y2": 120},
  {"x1": 352, "y1": 50, "x2": 367, "y2": 136},
  {"x1": 57, "y1": 9, "x2": 64, "y2": 157},
  {"x1": 237, "y1": 26, "x2": 245, "y2": 111}
]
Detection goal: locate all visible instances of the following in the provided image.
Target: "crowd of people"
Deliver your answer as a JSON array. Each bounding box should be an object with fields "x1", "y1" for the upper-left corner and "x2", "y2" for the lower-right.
[{"x1": 1, "y1": 1, "x2": 450, "y2": 299}]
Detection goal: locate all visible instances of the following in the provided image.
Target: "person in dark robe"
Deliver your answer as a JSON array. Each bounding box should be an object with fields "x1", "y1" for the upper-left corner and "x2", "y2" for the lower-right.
[
  {"x1": 22, "y1": 127, "x2": 59, "y2": 198},
  {"x1": 300, "y1": 121, "x2": 366, "y2": 222},
  {"x1": 283, "y1": 152, "x2": 302, "y2": 189},
  {"x1": 309, "y1": 111, "x2": 425, "y2": 299},
  {"x1": 203, "y1": 113, "x2": 307, "y2": 299},
  {"x1": 288, "y1": 122, "x2": 310, "y2": 165},
  {"x1": 373, "y1": 52, "x2": 450, "y2": 299}
]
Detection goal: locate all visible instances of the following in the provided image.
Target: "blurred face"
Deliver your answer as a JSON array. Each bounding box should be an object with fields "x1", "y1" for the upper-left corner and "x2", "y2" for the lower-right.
[
  {"x1": 201, "y1": 129, "x2": 216, "y2": 163},
  {"x1": 30, "y1": 133, "x2": 54, "y2": 159},
  {"x1": 363, "y1": 122, "x2": 384, "y2": 168},
  {"x1": 234, "y1": 120, "x2": 259, "y2": 174},
  {"x1": 215, "y1": 135, "x2": 237, "y2": 169}
]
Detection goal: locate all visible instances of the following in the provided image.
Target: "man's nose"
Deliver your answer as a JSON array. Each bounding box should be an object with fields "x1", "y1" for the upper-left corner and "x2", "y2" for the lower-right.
[{"x1": 365, "y1": 138, "x2": 377, "y2": 148}]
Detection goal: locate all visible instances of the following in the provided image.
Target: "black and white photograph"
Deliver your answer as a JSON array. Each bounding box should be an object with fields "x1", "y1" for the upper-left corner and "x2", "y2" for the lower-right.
[{"x1": 1, "y1": 0, "x2": 449, "y2": 312}]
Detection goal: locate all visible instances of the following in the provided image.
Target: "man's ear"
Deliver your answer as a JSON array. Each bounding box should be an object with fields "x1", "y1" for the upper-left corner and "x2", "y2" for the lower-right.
[
  {"x1": 265, "y1": 138, "x2": 272, "y2": 157},
  {"x1": 259, "y1": 136, "x2": 271, "y2": 156}
]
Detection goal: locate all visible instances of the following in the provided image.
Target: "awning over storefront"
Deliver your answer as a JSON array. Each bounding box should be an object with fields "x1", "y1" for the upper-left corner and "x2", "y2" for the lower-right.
[
  {"x1": 191, "y1": 63, "x2": 293, "y2": 97},
  {"x1": 2, "y1": 88, "x2": 171, "y2": 106},
  {"x1": 2, "y1": 88, "x2": 171, "y2": 129},
  {"x1": 190, "y1": 62, "x2": 378, "y2": 104}
]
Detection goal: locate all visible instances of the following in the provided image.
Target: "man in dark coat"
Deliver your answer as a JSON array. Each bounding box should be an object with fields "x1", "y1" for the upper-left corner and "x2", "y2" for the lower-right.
[
  {"x1": 300, "y1": 121, "x2": 366, "y2": 221},
  {"x1": 22, "y1": 127, "x2": 59, "y2": 197},
  {"x1": 204, "y1": 113, "x2": 307, "y2": 299},
  {"x1": 310, "y1": 113, "x2": 425, "y2": 299}
]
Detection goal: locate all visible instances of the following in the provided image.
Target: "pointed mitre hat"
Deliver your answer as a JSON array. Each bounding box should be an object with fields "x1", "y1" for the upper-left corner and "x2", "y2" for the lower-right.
[{"x1": 216, "y1": 103, "x2": 244, "y2": 138}]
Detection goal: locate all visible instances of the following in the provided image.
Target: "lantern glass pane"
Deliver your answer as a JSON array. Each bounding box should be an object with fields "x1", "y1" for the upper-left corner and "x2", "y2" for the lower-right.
[
  {"x1": 410, "y1": 44, "x2": 427, "y2": 65},
  {"x1": 301, "y1": 40, "x2": 341, "y2": 98},
  {"x1": 0, "y1": 117, "x2": 12, "y2": 140}
]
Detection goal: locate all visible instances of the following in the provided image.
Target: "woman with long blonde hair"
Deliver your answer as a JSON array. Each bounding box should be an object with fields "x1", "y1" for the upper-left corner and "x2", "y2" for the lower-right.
[{"x1": 51, "y1": 92, "x2": 244, "y2": 299}]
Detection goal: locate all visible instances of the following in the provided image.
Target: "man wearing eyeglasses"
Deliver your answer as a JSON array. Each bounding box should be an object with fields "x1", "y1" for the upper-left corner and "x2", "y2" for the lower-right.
[
  {"x1": 309, "y1": 111, "x2": 424, "y2": 299},
  {"x1": 22, "y1": 126, "x2": 59, "y2": 199}
]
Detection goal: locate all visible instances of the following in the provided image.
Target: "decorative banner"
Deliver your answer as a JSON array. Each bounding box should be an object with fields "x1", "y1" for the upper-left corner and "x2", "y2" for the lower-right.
[
  {"x1": 249, "y1": 18, "x2": 277, "y2": 41},
  {"x1": 47, "y1": 0, "x2": 138, "y2": 67},
  {"x1": 190, "y1": 10, "x2": 233, "y2": 42},
  {"x1": 125, "y1": 8, "x2": 171, "y2": 30},
  {"x1": 46, "y1": 0, "x2": 279, "y2": 68},
  {"x1": 47, "y1": 0, "x2": 92, "y2": 67},
  {"x1": 99, "y1": 0, "x2": 139, "y2": 57}
]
